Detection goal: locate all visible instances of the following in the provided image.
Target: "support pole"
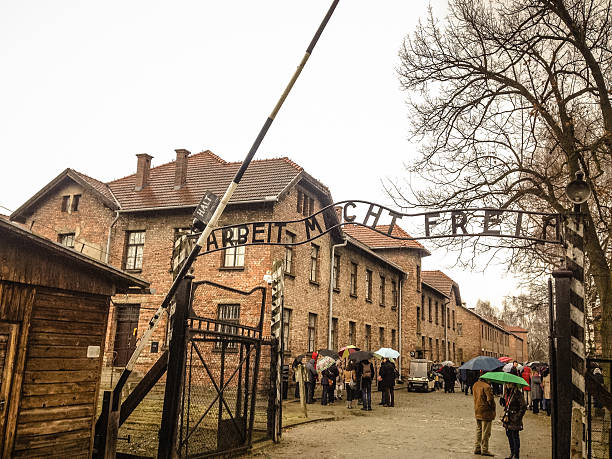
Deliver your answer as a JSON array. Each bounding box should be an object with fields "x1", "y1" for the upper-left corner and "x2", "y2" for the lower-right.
[{"x1": 158, "y1": 275, "x2": 192, "y2": 459}]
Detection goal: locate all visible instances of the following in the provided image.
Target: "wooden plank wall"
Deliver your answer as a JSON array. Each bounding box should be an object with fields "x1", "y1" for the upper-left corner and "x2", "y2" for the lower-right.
[
  {"x1": 1, "y1": 231, "x2": 115, "y2": 297},
  {"x1": 12, "y1": 287, "x2": 109, "y2": 458}
]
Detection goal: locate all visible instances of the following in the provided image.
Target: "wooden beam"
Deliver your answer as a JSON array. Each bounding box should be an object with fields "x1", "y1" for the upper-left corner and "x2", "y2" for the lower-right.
[{"x1": 119, "y1": 350, "x2": 168, "y2": 427}]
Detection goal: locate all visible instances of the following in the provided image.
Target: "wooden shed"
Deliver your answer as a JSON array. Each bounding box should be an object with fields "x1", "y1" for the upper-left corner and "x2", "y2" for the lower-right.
[{"x1": 0, "y1": 218, "x2": 148, "y2": 457}]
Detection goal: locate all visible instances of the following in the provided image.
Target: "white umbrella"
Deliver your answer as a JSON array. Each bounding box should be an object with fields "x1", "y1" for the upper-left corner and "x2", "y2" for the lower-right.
[
  {"x1": 374, "y1": 348, "x2": 400, "y2": 359},
  {"x1": 441, "y1": 360, "x2": 455, "y2": 366},
  {"x1": 503, "y1": 362, "x2": 523, "y2": 373}
]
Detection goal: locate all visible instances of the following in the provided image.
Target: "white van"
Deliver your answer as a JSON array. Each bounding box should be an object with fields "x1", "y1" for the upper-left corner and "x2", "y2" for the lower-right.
[{"x1": 407, "y1": 359, "x2": 435, "y2": 392}]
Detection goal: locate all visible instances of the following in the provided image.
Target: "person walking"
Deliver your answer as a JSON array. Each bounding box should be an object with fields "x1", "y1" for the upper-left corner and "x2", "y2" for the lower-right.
[
  {"x1": 358, "y1": 358, "x2": 374, "y2": 411},
  {"x1": 501, "y1": 383, "x2": 528, "y2": 459},
  {"x1": 530, "y1": 370, "x2": 543, "y2": 414},
  {"x1": 465, "y1": 369, "x2": 477, "y2": 395},
  {"x1": 472, "y1": 374, "x2": 496, "y2": 456}
]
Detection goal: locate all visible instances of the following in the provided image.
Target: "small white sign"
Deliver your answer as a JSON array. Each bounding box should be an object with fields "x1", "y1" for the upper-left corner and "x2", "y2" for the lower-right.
[{"x1": 87, "y1": 345, "x2": 101, "y2": 358}]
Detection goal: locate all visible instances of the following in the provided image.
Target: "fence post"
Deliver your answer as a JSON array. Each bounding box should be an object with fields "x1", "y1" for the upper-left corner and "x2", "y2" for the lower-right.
[
  {"x1": 269, "y1": 260, "x2": 284, "y2": 442},
  {"x1": 158, "y1": 274, "x2": 193, "y2": 459},
  {"x1": 552, "y1": 268, "x2": 572, "y2": 459}
]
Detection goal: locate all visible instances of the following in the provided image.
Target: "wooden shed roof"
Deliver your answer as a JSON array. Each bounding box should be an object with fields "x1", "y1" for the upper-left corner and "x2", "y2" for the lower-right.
[{"x1": 0, "y1": 218, "x2": 149, "y2": 294}]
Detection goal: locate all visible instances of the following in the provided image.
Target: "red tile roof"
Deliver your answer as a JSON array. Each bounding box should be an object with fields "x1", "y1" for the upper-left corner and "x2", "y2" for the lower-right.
[
  {"x1": 342, "y1": 224, "x2": 429, "y2": 253},
  {"x1": 108, "y1": 151, "x2": 323, "y2": 211},
  {"x1": 422, "y1": 270, "x2": 456, "y2": 297},
  {"x1": 69, "y1": 169, "x2": 118, "y2": 207}
]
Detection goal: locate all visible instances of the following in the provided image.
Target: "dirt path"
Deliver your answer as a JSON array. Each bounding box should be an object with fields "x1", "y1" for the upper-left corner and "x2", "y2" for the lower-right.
[{"x1": 248, "y1": 387, "x2": 551, "y2": 458}]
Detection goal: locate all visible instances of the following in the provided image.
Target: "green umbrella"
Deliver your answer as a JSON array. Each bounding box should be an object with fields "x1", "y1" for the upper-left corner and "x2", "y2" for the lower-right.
[{"x1": 480, "y1": 371, "x2": 528, "y2": 387}]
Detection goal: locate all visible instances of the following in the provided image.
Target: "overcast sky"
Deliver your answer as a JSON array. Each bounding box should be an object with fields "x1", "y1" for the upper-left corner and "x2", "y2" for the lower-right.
[{"x1": 0, "y1": 0, "x2": 519, "y2": 309}]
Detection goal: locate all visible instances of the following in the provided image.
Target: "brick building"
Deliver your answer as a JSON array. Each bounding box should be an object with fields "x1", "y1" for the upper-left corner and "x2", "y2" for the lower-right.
[
  {"x1": 11, "y1": 149, "x2": 431, "y2": 377},
  {"x1": 419, "y1": 271, "x2": 461, "y2": 363},
  {"x1": 455, "y1": 304, "x2": 525, "y2": 362},
  {"x1": 505, "y1": 326, "x2": 529, "y2": 362}
]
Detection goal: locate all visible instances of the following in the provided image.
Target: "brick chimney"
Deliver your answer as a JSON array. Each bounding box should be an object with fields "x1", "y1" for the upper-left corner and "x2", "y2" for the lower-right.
[
  {"x1": 135, "y1": 153, "x2": 153, "y2": 191},
  {"x1": 174, "y1": 149, "x2": 190, "y2": 190}
]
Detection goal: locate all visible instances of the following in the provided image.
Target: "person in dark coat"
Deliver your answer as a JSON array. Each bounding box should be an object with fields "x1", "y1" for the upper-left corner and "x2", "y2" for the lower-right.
[
  {"x1": 320, "y1": 368, "x2": 331, "y2": 405},
  {"x1": 305, "y1": 353, "x2": 318, "y2": 404},
  {"x1": 530, "y1": 370, "x2": 543, "y2": 414},
  {"x1": 356, "y1": 359, "x2": 374, "y2": 411},
  {"x1": 465, "y1": 369, "x2": 478, "y2": 395},
  {"x1": 379, "y1": 358, "x2": 396, "y2": 407},
  {"x1": 501, "y1": 383, "x2": 528, "y2": 459}
]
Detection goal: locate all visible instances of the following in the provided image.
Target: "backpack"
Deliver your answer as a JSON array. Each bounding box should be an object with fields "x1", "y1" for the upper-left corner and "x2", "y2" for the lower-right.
[{"x1": 362, "y1": 362, "x2": 372, "y2": 379}]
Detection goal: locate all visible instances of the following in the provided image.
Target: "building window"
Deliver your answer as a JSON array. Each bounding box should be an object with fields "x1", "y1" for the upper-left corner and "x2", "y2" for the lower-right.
[
  {"x1": 216, "y1": 304, "x2": 240, "y2": 349},
  {"x1": 125, "y1": 231, "x2": 145, "y2": 271},
  {"x1": 391, "y1": 279, "x2": 398, "y2": 309},
  {"x1": 365, "y1": 269, "x2": 373, "y2": 302},
  {"x1": 350, "y1": 263, "x2": 358, "y2": 297},
  {"x1": 379, "y1": 276, "x2": 386, "y2": 306},
  {"x1": 379, "y1": 327, "x2": 384, "y2": 348},
  {"x1": 453, "y1": 342, "x2": 456, "y2": 361},
  {"x1": 457, "y1": 323, "x2": 463, "y2": 336},
  {"x1": 331, "y1": 318, "x2": 338, "y2": 351},
  {"x1": 333, "y1": 254, "x2": 340, "y2": 290},
  {"x1": 435, "y1": 302, "x2": 439, "y2": 325},
  {"x1": 416, "y1": 265, "x2": 421, "y2": 291},
  {"x1": 365, "y1": 325, "x2": 372, "y2": 351},
  {"x1": 452, "y1": 310, "x2": 455, "y2": 330},
  {"x1": 310, "y1": 244, "x2": 319, "y2": 283},
  {"x1": 442, "y1": 304, "x2": 446, "y2": 327},
  {"x1": 421, "y1": 336, "x2": 426, "y2": 355},
  {"x1": 223, "y1": 227, "x2": 245, "y2": 268},
  {"x1": 71, "y1": 194, "x2": 81, "y2": 212},
  {"x1": 349, "y1": 321, "x2": 356, "y2": 345},
  {"x1": 297, "y1": 189, "x2": 315, "y2": 216},
  {"x1": 416, "y1": 306, "x2": 421, "y2": 333},
  {"x1": 284, "y1": 232, "x2": 295, "y2": 275},
  {"x1": 428, "y1": 337, "x2": 433, "y2": 360},
  {"x1": 282, "y1": 308, "x2": 291, "y2": 352},
  {"x1": 428, "y1": 298, "x2": 432, "y2": 322},
  {"x1": 421, "y1": 294, "x2": 425, "y2": 320},
  {"x1": 391, "y1": 329, "x2": 397, "y2": 349},
  {"x1": 442, "y1": 340, "x2": 445, "y2": 359},
  {"x1": 308, "y1": 313, "x2": 317, "y2": 353},
  {"x1": 435, "y1": 339, "x2": 439, "y2": 361},
  {"x1": 61, "y1": 195, "x2": 70, "y2": 212},
  {"x1": 58, "y1": 232, "x2": 75, "y2": 248}
]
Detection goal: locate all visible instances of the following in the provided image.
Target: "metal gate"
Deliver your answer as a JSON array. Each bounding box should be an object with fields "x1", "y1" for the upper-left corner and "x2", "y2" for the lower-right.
[
  {"x1": 178, "y1": 280, "x2": 268, "y2": 458},
  {"x1": 586, "y1": 358, "x2": 612, "y2": 459}
]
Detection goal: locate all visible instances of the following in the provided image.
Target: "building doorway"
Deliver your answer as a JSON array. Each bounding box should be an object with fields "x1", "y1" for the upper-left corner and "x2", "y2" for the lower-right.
[{"x1": 113, "y1": 304, "x2": 140, "y2": 367}]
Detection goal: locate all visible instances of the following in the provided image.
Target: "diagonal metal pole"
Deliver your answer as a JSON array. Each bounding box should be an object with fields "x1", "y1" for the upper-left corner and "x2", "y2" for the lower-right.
[{"x1": 111, "y1": 0, "x2": 341, "y2": 398}]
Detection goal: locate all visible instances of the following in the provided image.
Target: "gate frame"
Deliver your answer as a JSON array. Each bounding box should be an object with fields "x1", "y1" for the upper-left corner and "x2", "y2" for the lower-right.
[{"x1": 158, "y1": 278, "x2": 267, "y2": 458}]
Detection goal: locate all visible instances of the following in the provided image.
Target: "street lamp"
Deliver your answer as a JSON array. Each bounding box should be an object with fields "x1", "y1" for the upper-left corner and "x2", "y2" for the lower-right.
[{"x1": 565, "y1": 171, "x2": 591, "y2": 208}]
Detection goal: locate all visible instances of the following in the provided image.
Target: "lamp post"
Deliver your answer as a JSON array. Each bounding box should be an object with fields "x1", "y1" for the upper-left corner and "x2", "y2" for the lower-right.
[{"x1": 551, "y1": 170, "x2": 591, "y2": 458}]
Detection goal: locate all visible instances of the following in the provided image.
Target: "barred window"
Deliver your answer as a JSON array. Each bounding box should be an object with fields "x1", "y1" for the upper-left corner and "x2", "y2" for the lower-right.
[
  {"x1": 308, "y1": 313, "x2": 317, "y2": 353},
  {"x1": 310, "y1": 244, "x2": 319, "y2": 283},
  {"x1": 58, "y1": 233, "x2": 75, "y2": 248},
  {"x1": 365, "y1": 269, "x2": 373, "y2": 301},
  {"x1": 284, "y1": 232, "x2": 296, "y2": 275},
  {"x1": 350, "y1": 263, "x2": 358, "y2": 296},
  {"x1": 216, "y1": 304, "x2": 240, "y2": 349},
  {"x1": 333, "y1": 254, "x2": 341, "y2": 290}
]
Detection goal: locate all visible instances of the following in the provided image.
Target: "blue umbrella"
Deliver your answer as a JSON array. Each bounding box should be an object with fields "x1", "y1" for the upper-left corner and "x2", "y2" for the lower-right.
[{"x1": 458, "y1": 356, "x2": 504, "y2": 372}]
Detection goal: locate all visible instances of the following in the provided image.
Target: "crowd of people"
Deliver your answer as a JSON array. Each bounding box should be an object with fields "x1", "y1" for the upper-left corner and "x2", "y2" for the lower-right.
[{"x1": 299, "y1": 352, "x2": 398, "y2": 411}]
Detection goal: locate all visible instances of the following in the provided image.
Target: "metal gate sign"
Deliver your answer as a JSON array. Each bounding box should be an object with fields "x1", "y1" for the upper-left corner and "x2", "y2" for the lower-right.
[{"x1": 196, "y1": 200, "x2": 563, "y2": 256}]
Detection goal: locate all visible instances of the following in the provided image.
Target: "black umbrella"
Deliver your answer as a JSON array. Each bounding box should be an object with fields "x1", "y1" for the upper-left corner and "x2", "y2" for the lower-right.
[
  {"x1": 317, "y1": 349, "x2": 338, "y2": 359},
  {"x1": 348, "y1": 350, "x2": 374, "y2": 362},
  {"x1": 292, "y1": 352, "x2": 311, "y2": 368}
]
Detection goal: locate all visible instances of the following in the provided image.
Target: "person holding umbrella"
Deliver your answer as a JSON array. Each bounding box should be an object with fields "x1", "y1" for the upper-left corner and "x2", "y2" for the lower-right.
[
  {"x1": 305, "y1": 352, "x2": 318, "y2": 404},
  {"x1": 472, "y1": 372, "x2": 496, "y2": 456},
  {"x1": 379, "y1": 357, "x2": 396, "y2": 407},
  {"x1": 501, "y1": 382, "x2": 528, "y2": 459}
]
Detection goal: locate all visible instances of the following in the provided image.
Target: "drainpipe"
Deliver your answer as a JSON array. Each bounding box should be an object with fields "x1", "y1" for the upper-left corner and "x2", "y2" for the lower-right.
[
  {"x1": 105, "y1": 211, "x2": 120, "y2": 264},
  {"x1": 398, "y1": 277, "x2": 403, "y2": 380},
  {"x1": 328, "y1": 238, "x2": 348, "y2": 348},
  {"x1": 443, "y1": 300, "x2": 450, "y2": 361}
]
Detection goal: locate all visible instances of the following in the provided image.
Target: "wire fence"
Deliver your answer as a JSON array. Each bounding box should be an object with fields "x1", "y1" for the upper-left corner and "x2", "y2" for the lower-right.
[{"x1": 587, "y1": 358, "x2": 612, "y2": 459}]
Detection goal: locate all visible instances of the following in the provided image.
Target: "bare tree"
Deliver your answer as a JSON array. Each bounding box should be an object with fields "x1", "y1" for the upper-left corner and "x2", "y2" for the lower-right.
[
  {"x1": 474, "y1": 299, "x2": 500, "y2": 320},
  {"x1": 392, "y1": 0, "x2": 612, "y2": 357}
]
